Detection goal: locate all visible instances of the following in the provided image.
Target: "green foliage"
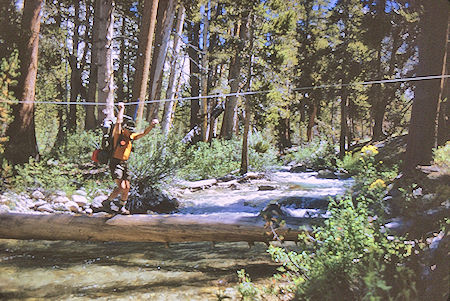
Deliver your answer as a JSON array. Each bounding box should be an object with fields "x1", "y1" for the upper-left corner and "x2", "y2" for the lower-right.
[
  {"x1": 12, "y1": 158, "x2": 83, "y2": 194},
  {"x1": 257, "y1": 196, "x2": 415, "y2": 301},
  {"x1": 237, "y1": 269, "x2": 261, "y2": 300},
  {"x1": 286, "y1": 139, "x2": 337, "y2": 170},
  {"x1": 128, "y1": 131, "x2": 187, "y2": 190},
  {"x1": 179, "y1": 135, "x2": 279, "y2": 181},
  {"x1": 433, "y1": 142, "x2": 450, "y2": 174},
  {"x1": 54, "y1": 130, "x2": 99, "y2": 163},
  {"x1": 179, "y1": 139, "x2": 241, "y2": 181}
]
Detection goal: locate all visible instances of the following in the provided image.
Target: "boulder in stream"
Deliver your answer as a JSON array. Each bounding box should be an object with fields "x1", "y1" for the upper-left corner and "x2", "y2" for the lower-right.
[{"x1": 128, "y1": 187, "x2": 180, "y2": 214}]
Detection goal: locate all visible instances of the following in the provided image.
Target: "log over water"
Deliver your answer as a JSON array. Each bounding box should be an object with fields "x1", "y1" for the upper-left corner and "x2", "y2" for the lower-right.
[{"x1": 0, "y1": 213, "x2": 316, "y2": 243}]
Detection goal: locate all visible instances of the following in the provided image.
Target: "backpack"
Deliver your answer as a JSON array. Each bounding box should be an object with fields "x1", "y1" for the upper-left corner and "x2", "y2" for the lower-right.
[{"x1": 91, "y1": 119, "x2": 116, "y2": 164}]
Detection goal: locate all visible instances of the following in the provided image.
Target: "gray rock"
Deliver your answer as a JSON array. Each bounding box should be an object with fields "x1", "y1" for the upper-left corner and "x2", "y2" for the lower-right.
[
  {"x1": 290, "y1": 165, "x2": 307, "y2": 173},
  {"x1": 37, "y1": 204, "x2": 55, "y2": 213},
  {"x1": 31, "y1": 190, "x2": 45, "y2": 199},
  {"x1": 71, "y1": 195, "x2": 88, "y2": 207},
  {"x1": 258, "y1": 185, "x2": 278, "y2": 191},
  {"x1": 74, "y1": 189, "x2": 87, "y2": 196},
  {"x1": 52, "y1": 196, "x2": 70, "y2": 204},
  {"x1": 65, "y1": 201, "x2": 80, "y2": 213},
  {"x1": 0, "y1": 204, "x2": 10, "y2": 213},
  {"x1": 84, "y1": 208, "x2": 93, "y2": 215},
  {"x1": 90, "y1": 195, "x2": 109, "y2": 213},
  {"x1": 52, "y1": 203, "x2": 69, "y2": 212},
  {"x1": 33, "y1": 200, "x2": 47, "y2": 209},
  {"x1": 128, "y1": 188, "x2": 179, "y2": 214},
  {"x1": 317, "y1": 169, "x2": 338, "y2": 179}
]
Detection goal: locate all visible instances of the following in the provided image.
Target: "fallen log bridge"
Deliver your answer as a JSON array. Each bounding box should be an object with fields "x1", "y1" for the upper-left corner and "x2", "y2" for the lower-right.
[{"x1": 0, "y1": 213, "x2": 318, "y2": 243}]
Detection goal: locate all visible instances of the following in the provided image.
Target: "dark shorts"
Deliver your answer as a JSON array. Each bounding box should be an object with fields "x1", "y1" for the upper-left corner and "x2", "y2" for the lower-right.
[{"x1": 109, "y1": 158, "x2": 130, "y2": 181}]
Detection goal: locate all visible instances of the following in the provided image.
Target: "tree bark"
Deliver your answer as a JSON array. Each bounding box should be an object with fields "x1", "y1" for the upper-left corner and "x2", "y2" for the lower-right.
[
  {"x1": 4, "y1": 0, "x2": 42, "y2": 165},
  {"x1": 116, "y1": 15, "x2": 127, "y2": 103},
  {"x1": 130, "y1": 0, "x2": 159, "y2": 123},
  {"x1": 85, "y1": 0, "x2": 100, "y2": 130},
  {"x1": 200, "y1": 2, "x2": 210, "y2": 142},
  {"x1": 221, "y1": 15, "x2": 248, "y2": 140},
  {"x1": 404, "y1": 0, "x2": 449, "y2": 170},
  {"x1": 162, "y1": 4, "x2": 185, "y2": 136},
  {"x1": 146, "y1": 0, "x2": 176, "y2": 121},
  {"x1": 307, "y1": 100, "x2": 318, "y2": 142},
  {"x1": 437, "y1": 15, "x2": 450, "y2": 146},
  {"x1": 67, "y1": 1, "x2": 81, "y2": 133},
  {"x1": 187, "y1": 21, "x2": 201, "y2": 132},
  {"x1": 339, "y1": 87, "x2": 349, "y2": 159},
  {"x1": 96, "y1": 0, "x2": 115, "y2": 122},
  {"x1": 0, "y1": 212, "x2": 311, "y2": 243}
]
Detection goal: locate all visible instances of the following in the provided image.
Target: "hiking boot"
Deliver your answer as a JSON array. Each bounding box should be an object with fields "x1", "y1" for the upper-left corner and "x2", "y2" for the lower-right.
[{"x1": 119, "y1": 206, "x2": 130, "y2": 215}]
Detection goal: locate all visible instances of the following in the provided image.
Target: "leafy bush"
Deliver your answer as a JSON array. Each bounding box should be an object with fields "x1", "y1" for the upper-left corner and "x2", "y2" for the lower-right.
[
  {"x1": 178, "y1": 135, "x2": 279, "y2": 181},
  {"x1": 238, "y1": 196, "x2": 416, "y2": 301},
  {"x1": 11, "y1": 157, "x2": 83, "y2": 194},
  {"x1": 179, "y1": 139, "x2": 241, "y2": 181},
  {"x1": 128, "y1": 131, "x2": 187, "y2": 190},
  {"x1": 433, "y1": 142, "x2": 450, "y2": 174},
  {"x1": 248, "y1": 131, "x2": 280, "y2": 171},
  {"x1": 286, "y1": 139, "x2": 338, "y2": 170},
  {"x1": 55, "y1": 130, "x2": 100, "y2": 163}
]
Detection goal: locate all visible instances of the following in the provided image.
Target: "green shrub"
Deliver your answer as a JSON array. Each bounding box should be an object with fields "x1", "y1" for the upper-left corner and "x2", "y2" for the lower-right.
[
  {"x1": 12, "y1": 157, "x2": 82, "y2": 194},
  {"x1": 55, "y1": 130, "x2": 100, "y2": 163},
  {"x1": 261, "y1": 196, "x2": 416, "y2": 301},
  {"x1": 128, "y1": 131, "x2": 187, "y2": 190},
  {"x1": 433, "y1": 142, "x2": 450, "y2": 174},
  {"x1": 287, "y1": 139, "x2": 338, "y2": 170},
  {"x1": 179, "y1": 139, "x2": 241, "y2": 181},
  {"x1": 248, "y1": 131, "x2": 280, "y2": 171}
]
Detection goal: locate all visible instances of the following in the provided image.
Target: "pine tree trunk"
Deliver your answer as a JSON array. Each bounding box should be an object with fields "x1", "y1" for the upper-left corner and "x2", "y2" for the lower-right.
[
  {"x1": 307, "y1": 100, "x2": 318, "y2": 142},
  {"x1": 146, "y1": 0, "x2": 176, "y2": 121},
  {"x1": 130, "y1": 0, "x2": 159, "y2": 123},
  {"x1": 221, "y1": 17, "x2": 248, "y2": 140},
  {"x1": 162, "y1": 4, "x2": 185, "y2": 136},
  {"x1": 96, "y1": 0, "x2": 115, "y2": 122},
  {"x1": 67, "y1": 1, "x2": 81, "y2": 133},
  {"x1": 85, "y1": 0, "x2": 100, "y2": 130},
  {"x1": 187, "y1": 21, "x2": 201, "y2": 132},
  {"x1": 116, "y1": 15, "x2": 127, "y2": 103},
  {"x1": 339, "y1": 88, "x2": 349, "y2": 159},
  {"x1": 437, "y1": 15, "x2": 450, "y2": 146},
  {"x1": 200, "y1": 2, "x2": 210, "y2": 142},
  {"x1": 4, "y1": 0, "x2": 42, "y2": 165},
  {"x1": 404, "y1": 0, "x2": 448, "y2": 170}
]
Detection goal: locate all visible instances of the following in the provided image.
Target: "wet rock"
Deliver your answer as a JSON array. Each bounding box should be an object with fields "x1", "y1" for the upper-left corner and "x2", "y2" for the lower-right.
[
  {"x1": 279, "y1": 196, "x2": 329, "y2": 209},
  {"x1": 129, "y1": 188, "x2": 179, "y2": 214},
  {"x1": 317, "y1": 169, "x2": 338, "y2": 179},
  {"x1": 290, "y1": 165, "x2": 307, "y2": 173},
  {"x1": 31, "y1": 190, "x2": 45, "y2": 200},
  {"x1": 258, "y1": 185, "x2": 278, "y2": 191}
]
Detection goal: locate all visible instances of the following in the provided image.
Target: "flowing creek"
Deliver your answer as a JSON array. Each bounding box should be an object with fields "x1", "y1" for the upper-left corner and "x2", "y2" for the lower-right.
[{"x1": 0, "y1": 168, "x2": 353, "y2": 300}]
